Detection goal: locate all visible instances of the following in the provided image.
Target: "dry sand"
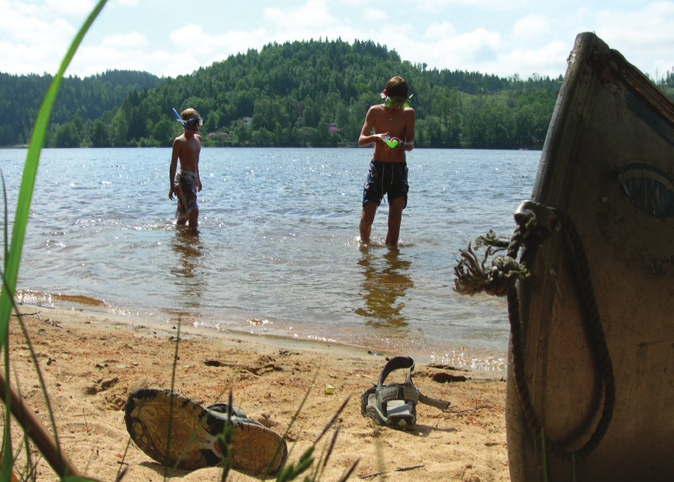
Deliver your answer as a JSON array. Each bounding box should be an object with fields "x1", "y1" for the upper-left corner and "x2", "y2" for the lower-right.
[{"x1": 2, "y1": 305, "x2": 509, "y2": 481}]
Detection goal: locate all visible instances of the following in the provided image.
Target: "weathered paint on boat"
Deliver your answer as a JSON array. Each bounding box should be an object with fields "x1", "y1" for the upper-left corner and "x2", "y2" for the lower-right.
[{"x1": 506, "y1": 32, "x2": 674, "y2": 482}]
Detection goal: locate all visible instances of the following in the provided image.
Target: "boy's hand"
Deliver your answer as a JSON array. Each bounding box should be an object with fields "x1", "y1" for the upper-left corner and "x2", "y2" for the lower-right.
[
  {"x1": 168, "y1": 187, "x2": 174, "y2": 200},
  {"x1": 388, "y1": 137, "x2": 401, "y2": 149},
  {"x1": 376, "y1": 133, "x2": 389, "y2": 147}
]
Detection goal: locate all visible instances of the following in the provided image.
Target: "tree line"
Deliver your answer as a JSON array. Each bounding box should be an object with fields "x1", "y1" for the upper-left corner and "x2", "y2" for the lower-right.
[
  {"x1": 1, "y1": 39, "x2": 672, "y2": 150},
  {"x1": 0, "y1": 70, "x2": 161, "y2": 147}
]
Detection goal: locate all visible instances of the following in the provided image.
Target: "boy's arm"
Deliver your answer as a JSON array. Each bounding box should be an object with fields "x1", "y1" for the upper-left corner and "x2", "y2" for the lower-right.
[
  {"x1": 403, "y1": 110, "x2": 415, "y2": 151},
  {"x1": 196, "y1": 135, "x2": 202, "y2": 191},
  {"x1": 169, "y1": 139, "x2": 180, "y2": 199},
  {"x1": 358, "y1": 107, "x2": 386, "y2": 147}
]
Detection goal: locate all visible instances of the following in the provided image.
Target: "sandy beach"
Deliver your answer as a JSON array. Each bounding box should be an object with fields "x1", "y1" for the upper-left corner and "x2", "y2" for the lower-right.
[{"x1": 3, "y1": 305, "x2": 509, "y2": 481}]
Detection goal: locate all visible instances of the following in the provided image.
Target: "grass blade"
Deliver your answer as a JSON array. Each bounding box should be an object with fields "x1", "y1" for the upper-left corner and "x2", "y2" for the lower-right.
[
  {"x1": 0, "y1": 1, "x2": 108, "y2": 345},
  {"x1": 0, "y1": 1, "x2": 108, "y2": 481}
]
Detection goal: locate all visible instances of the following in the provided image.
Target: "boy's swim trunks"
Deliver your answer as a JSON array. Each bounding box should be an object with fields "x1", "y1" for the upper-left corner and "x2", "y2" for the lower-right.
[
  {"x1": 174, "y1": 170, "x2": 198, "y2": 221},
  {"x1": 362, "y1": 160, "x2": 409, "y2": 208}
]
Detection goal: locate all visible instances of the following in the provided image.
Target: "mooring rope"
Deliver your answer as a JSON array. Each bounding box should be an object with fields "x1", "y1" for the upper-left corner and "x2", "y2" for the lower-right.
[{"x1": 454, "y1": 201, "x2": 615, "y2": 461}]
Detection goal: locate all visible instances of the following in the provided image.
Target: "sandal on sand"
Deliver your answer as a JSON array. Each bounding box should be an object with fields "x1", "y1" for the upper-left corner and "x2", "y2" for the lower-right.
[
  {"x1": 124, "y1": 388, "x2": 287, "y2": 474},
  {"x1": 361, "y1": 356, "x2": 450, "y2": 430}
]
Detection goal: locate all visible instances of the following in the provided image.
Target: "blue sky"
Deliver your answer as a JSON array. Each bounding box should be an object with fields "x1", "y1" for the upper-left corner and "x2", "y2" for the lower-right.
[{"x1": 1, "y1": 0, "x2": 672, "y2": 80}]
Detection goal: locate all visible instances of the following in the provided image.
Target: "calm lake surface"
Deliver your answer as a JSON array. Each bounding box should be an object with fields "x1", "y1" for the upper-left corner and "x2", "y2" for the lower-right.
[{"x1": 0, "y1": 147, "x2": 539, "y2": 371}]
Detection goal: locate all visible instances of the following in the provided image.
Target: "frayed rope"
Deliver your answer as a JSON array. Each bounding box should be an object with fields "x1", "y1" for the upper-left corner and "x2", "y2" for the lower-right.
[{"x1": 453, "y1": 230, "x2": 529, "y2": 297}]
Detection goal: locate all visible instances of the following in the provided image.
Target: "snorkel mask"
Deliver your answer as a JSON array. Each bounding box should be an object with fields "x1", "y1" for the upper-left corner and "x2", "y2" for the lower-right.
[
  {"x1": 186, "y1": 117, "x2": 204, "y2": 128},
  {"x1": 172, "y1": 107, "x2": 204, "y2": 131},
  {"x1": 381, "y1": 92, "x2": 413, "y2": 109}
]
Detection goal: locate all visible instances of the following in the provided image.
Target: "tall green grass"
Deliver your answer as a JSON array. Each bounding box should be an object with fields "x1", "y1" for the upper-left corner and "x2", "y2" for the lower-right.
[{"x1": 1, "y1": 2, "x2": 108, "y2": 480}]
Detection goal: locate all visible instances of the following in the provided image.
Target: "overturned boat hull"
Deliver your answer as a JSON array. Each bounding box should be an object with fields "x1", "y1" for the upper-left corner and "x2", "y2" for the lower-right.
[{"x1": 506, "y1": 33, "x2": 674, "y2": 481}]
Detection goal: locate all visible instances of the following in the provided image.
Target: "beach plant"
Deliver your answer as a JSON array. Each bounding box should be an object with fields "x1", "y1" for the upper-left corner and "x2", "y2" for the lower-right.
[
  {"x1": 270, "y1": 392, "x2": 358, "y2": 482},
  {"x1": 0, "y1": 0, "x2": 108, "y2": 480},
  {"x1": 157, "y1": 325, "x2": 358, "y2": 481}
]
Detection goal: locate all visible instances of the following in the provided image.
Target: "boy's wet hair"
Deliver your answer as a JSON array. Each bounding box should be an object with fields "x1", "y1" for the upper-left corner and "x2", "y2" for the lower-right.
[
  {"x1": 181, "y1": 107, "x2": 200, "y2": 120},
  {"x1": 385, "y1": 76, "x2": 409, "y2": 99}
]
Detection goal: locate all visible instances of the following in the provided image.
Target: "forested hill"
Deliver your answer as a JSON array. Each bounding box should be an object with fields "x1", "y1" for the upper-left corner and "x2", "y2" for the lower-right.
[
  {"x1": 3, "y1": 39, "x2": 673, "y2": 150},
  {"x1": 164, "y1": 39, "x2": 562, "y2": 150},
  {"x1": 1, "y1": 39, "x2": 571, "y2": 149},
  {"x1": 0, "y1": 70, "x2": 161, "y2": 146}
]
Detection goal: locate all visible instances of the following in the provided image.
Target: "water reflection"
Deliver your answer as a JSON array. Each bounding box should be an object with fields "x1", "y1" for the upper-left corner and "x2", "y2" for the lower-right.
[
  {"x1": 356, "y1": 246, "x2": 414, "y2": 327},
  {"x1": 170, "y1": 228, "x2": 206, "y2": 311}
]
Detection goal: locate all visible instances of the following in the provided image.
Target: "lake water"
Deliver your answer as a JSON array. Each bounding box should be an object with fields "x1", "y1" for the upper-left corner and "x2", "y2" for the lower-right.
[{"x1": 0, "y1": 147, "x2": 539, "y2": 371}]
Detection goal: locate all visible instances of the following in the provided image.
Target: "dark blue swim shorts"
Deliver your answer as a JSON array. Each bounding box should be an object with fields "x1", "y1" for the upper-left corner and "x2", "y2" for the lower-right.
[{"x1": 362, "y1": 160, "x2": 409, "y2": 208}]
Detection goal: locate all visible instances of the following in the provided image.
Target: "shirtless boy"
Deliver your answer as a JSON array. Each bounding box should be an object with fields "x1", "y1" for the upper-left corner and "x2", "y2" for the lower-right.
[
  {"x1": 169, "y1": 108, "x2": 203, "y2": 229},
  {"x1": 358, "y1": 76, "x2": 415, "y2": 246}
]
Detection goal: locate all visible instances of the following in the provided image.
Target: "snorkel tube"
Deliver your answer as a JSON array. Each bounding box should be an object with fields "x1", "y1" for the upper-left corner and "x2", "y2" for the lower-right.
[{"x1": 172, "y1": 107, "x2": 188, "y2": 130}]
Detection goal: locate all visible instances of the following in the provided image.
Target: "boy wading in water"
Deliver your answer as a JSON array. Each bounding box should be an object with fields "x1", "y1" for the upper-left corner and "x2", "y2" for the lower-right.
[
  {"x1": 169, "y1": 108, "x2": 203, "y2": 229},
  {"x1": 358, "y1": 76, "x2": 415, "y2": 246}
]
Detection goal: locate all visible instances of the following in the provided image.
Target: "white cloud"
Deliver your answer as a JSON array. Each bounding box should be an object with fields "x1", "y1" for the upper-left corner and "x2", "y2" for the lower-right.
[
  {"x1": 0, "y1": 3, "x2": 79, "y2": 74},
  {"x1": 5, "y1": 0, "x2": 41, "y2": 17},
  {"x1": 591, "y1": 2, "x2": 674, "y2": 76},
  {"x1": 415, "y1": 0, "x2": 527, "y2": 12},
  {"x1": 199, "y1": 30, "x2": 270, "y2": 67},
  {"x1": 170, "y1": 24, "x2": 206, "y2": 45},
  {"x1": 0, "y1": 0, "x2": 671, "y2": 79},
  {"x1": 263, "y1": 0, "x2": 337, "y2": 30},
  {"x1": 596, "y1": 2, "x2": 674, "y2": 45},
  {"x1": 45, "y1": 0, "x2": 95, "y2": 16},
  {"x1": 493, "y1": 40, "x2": 569, "y2": 78},
  {"x1": 392, "y1": 26, "x2": 503, "y2": 74},
  {"x1": 68, "y1": 44, "x2": 187, "y2": 77},
  {"x1": 437, "y1": 27, "x2": 501, "y2": 59},
  {"x1": 101, "y1": 32, "x2": 147, "y2": 48},
  {"x1": 513, "y1": 14, "x2": 550, "y2": 40},
  {"x1": 364, "y1": 8, "x2": 386, "y2": 22},
  {"x1": 425, "y1": 21, "x2": 457, "y2": 40},
  {"x1": 1, "y1": 4, "x2": 75, "y2": 44},
  {"x1": 0, "y1": 40, "x2": 56, "y2": 75},
  {"x1": 169, "y1": 24, "x2": 268, "y2": 62}
]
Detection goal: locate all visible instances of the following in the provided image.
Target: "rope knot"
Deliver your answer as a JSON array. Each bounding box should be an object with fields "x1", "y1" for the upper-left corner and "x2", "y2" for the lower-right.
[{"x1": 453, "y1": 230, "x2": 529, "y2": 297}]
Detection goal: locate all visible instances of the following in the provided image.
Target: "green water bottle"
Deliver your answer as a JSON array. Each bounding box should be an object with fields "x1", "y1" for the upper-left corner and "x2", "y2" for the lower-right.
[{"x1": 382, "y1": 135, "x2": 398, "y2": 149}]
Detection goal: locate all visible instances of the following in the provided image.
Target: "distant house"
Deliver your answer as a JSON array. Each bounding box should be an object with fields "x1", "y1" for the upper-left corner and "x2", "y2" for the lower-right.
[{"x1": 243, "y1": 117, "x2": 252, "y2": 126}]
